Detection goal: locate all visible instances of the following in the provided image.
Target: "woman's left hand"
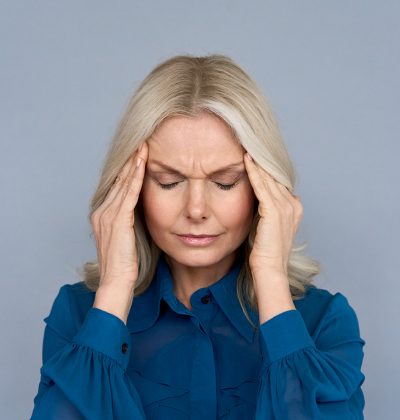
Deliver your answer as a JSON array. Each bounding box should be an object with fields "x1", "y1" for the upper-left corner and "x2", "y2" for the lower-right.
[{"x1": 243, "y1": 152, "x2": 304, "y2": 278}]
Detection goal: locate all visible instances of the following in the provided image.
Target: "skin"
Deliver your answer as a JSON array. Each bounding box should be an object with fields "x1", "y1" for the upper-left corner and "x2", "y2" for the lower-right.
[
  {"x1": 243, "y1": 151, "x2": 303, "y2": 323},
  {"x1": 140, "y1": 111, "x2": 256, "y2": 310},
  {"x1": 92, "y1": 109, "x2": 303, "y2": 325}
]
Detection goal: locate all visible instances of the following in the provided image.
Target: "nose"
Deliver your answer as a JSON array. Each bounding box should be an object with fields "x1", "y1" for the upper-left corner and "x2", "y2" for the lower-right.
[{"x1": 184, "y1": 181, "x2": 210, "y2": 220}]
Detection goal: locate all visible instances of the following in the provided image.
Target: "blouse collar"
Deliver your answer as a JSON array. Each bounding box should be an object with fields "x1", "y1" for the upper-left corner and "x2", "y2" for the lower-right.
[{"x1": 127, "y1": 253, "x2": 259, "y2": 343}]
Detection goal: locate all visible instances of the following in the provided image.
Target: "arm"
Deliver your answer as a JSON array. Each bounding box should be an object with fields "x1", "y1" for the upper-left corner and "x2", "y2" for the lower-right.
[
  {"x1": 30, "y1": 285, "x2": 146, "y2": 420},
  {"x1": 255, "y1": 291, "x2": 366, "y2": 420},
  {"x1": 243, "y1": 146, "x2": 365, "y2": 418}
]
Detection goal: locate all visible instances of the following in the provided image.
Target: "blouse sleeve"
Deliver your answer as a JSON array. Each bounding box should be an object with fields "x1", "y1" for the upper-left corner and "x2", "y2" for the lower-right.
[
  {"x1": 30, "y1": 285, "x2": 146, "y2": 420},
  {"x1": 255, "y1": 292, "x2": 366, "y2": 420}
]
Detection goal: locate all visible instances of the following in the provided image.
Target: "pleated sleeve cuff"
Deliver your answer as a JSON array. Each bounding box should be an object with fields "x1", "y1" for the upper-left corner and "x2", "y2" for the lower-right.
[
  {"x1": 72, "y1": 307, "x2": 132, "y2": 370},
  {"x1": 259, "y1": 309, "x2": 316, "y2": 367}
]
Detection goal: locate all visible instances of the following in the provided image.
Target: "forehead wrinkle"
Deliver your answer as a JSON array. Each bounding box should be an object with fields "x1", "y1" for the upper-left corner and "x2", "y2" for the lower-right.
[{"x1": 147, "y1": 159, "x2": 244, "y2": 177}]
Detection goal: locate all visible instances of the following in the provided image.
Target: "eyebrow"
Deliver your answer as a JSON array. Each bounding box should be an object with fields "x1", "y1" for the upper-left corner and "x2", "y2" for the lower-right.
[{"x1": 148, "y1": 159, "x2": 244, "y2": 177}]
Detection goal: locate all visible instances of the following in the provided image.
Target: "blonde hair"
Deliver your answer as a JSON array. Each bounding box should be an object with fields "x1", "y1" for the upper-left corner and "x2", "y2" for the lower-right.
[{"x1": 77, "y1": 54, "x2": 321, "y2": 329}]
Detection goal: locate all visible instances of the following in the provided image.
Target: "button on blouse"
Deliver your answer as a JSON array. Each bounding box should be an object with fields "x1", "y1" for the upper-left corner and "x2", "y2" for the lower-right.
[{"x1": 201, "y1": 294, "x2": 211, "y2": 304}]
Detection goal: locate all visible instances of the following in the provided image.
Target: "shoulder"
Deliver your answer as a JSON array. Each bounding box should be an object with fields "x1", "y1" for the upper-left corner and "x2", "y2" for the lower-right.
[
  {"x1": 296, "y1": 284, "x2": 362, "y2": 336},
  {"x1": 43, "y1": 281, "x2": 95, "y2": 340},
  {"x1": 298, "y1": 284, "x2": 358, "y2": 313}
]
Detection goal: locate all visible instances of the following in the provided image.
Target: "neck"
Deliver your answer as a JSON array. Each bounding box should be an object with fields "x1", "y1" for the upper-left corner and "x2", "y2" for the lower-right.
[{"x1": 164, "y1": 252, "x2": 239, "y2": 308}]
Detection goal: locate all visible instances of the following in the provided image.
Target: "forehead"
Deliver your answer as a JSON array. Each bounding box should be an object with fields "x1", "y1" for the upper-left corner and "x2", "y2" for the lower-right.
[{"x1": 148, "y1": 112, "x2": 243, "y2": 157}]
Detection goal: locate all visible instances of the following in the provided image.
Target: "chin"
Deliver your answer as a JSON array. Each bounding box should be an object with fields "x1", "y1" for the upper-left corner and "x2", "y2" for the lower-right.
[{"x1": 163, "y1": 247, "x2": 230, "y2": 268}]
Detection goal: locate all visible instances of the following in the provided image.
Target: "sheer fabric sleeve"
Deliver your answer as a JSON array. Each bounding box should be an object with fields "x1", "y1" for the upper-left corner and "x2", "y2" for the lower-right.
[
  {"x1": 255, "y1": 292, "x2": 366, "y2": 420},
  {"x1": 30, "y1": 285, "x2": 146, "y2": 420}
]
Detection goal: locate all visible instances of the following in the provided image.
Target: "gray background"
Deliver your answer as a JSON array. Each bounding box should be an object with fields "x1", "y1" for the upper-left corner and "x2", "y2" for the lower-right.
[{"x1": 1, "y1": 1, "x2": 398, "y2": 418}]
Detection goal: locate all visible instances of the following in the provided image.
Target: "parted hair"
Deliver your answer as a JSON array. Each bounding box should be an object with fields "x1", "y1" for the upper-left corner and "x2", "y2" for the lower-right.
[{"x1": 77, "y1": 53, "x2": 321, "y2": 329}]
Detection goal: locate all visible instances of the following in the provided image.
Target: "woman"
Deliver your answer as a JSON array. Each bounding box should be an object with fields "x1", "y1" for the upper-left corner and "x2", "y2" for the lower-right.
[{"x1": 30, "y1": 54, "x2": 366, "y2": 419}]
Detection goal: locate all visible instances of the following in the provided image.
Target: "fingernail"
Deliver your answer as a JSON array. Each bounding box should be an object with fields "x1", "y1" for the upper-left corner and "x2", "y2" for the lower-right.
[
  {"x1": 246, "y1": 153, "x2": 253, "y2": 162},
  {"x1": 136, "y1": 157, "x2": 142, "y2": 168},
  {"x1": 138, "y1": 143, "x2": 143, "y2": 152}
]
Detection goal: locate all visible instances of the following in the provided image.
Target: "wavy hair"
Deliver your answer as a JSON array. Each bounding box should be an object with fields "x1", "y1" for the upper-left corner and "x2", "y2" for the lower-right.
[{"x1": 77, "y1": 54, "x2": 321, "y2": 329}]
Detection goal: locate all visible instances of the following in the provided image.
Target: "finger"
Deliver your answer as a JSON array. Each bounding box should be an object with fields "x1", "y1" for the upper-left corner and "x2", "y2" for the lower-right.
[
  {"x1": 275, "y1": 182, "x2": 304, "y2": 225},
  {"x1": 119, "y1": 151, "x2": 147, "y2": 214},
  {"x1": 253, "y1": 158, "x2": 296, "y2": 206},
  {"x1": 257, "y1": 166, "x2": 283, "y2": 199},
  {"x1": 275, "y1": 183, "x2": 303, "y2": 217},
  {"x1": 110, "y1": 153, "x2": 143, "y2": 213},
  {"x1": 246, "y1": 153, "x2": 300, "y2": 214},
  {"x1": 101, "y1": 153, "x2": 136, "y2": 210},
  {"x1": 101, "y1": 145, "x2": 143, "y2": 215},
  {"x1": 103, "y1": 141, "x2": 148, "y2": 210},
  {"x1": 244, "y1": 153, "x2": 276, "y2": 205},
  {"x1": 276, "y1": 182, "x2": 296, "y2": 201},
  {"x1": 245, "y1": 153, "x2": 283, "y2": 201}
]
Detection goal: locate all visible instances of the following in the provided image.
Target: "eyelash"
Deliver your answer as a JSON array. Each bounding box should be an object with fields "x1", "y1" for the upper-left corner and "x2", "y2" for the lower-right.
[{"x1": 157, "y1": 181, "x2": 239, "y2": 191}]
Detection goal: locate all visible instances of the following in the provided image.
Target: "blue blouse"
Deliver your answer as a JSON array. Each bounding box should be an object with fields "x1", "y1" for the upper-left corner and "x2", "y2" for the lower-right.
[{"x1": 30, "y1": 253, "x2": 366, "y2": 419}]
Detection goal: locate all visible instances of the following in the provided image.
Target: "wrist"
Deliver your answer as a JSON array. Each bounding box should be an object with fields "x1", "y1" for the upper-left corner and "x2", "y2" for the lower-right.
[
  {"x1": 93, "y1": 282, "x2": 135, "y2": 325},
  {"x1": 252, "y1": 270, "x2": 289, "y2": 292},
  {"x1": 252, "y1": 271, "x2": 295, "y2": 324}
]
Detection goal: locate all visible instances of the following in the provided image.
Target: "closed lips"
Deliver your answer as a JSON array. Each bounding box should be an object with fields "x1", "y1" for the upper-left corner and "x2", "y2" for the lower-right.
[{"x1": 179, "y1": 235, "x2": 218, "y2": 237}]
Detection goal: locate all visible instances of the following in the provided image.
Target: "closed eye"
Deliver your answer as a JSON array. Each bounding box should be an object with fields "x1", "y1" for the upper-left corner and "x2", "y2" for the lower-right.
[{"x1": 157, "y1": 181, "x2": 239, "y2": 191}]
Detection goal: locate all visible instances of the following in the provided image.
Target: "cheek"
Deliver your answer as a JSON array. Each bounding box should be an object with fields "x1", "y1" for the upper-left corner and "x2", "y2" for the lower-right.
[
  {"x1": 221, "y1": 188, "x2": 255, "y2": 228},
  {"x1": 140, "y1": 181, "x2": 176, "y2": 228}
]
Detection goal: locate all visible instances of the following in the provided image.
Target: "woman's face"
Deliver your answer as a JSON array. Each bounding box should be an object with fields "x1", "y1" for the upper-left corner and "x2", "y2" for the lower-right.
[{"x1": 140, "y1": 111, "x2": 256, "y2": 269}]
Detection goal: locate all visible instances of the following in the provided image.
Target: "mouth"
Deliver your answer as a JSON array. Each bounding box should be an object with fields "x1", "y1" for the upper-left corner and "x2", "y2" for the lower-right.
[
  {"x1": 177, "y1": 234, "x2": 220, "y2": 238},
  {"x1": 176, "y1": 234, "x2": 221, "y2": 246}
]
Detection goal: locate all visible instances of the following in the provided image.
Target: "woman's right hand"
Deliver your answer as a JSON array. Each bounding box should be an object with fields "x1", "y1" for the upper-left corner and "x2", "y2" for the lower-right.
[{"x1": 91, "y1": 141, "x2": 148, "y2": 323}]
